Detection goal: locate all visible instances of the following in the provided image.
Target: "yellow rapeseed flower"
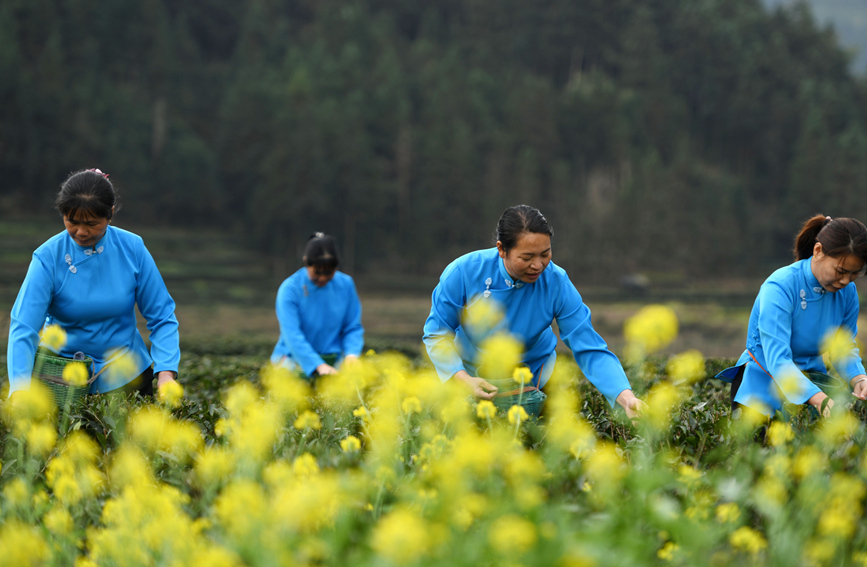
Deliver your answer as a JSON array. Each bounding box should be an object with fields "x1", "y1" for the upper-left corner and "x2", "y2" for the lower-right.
[
  {"x1": 158, "y1": 380, "x2": 184, "y2": 408},
  {"x1": 261, "y1": 363, "x2": 311, "y2": 414},
  {"x1": 62, "y1": 361, "x2": 89, "y2": 387},
  {"x1": 729, "y1": 526, "x2": 767, "y2": 555},
  {"x1": 476, "y1": 400, "x2": 497, "y2": 419},
  {"x1": 794, "y1": 446, "x2": 826, "y2": 479},
  {"x1": 488, "y1": 514, "x2": 538, "y2": 554},
  {"x1": 0, "y1": 521, "x2": 49, "y2": 567},
  {"x1": 584, "y1": 442, "x2": 625, "y2": 484},
  {"x1": 294, "y1": 410, "x2": 322, "y2": 431},
  {"x1": 353, "y1": 406, "x2": 370, "y2": 420},
  {"x1": 645, "y1": 381, "x2": 682, "y2": 430},
  {"x1": 340, "y1": 435, "x2": 362, "y2": 453},
  {"x1": 3, "y1": 382, "x2": 56, "y2": 429},
  {"x1": 818, "y1": 411, "x2": 859, "y2": 445},
  {"x1": 109, "y1": 445, "x2": 153, "y2": 488},
  {"x1": 25, "y1": 422, "x2": 57, "y2": 458},
  {"x1": 3, "y1": 478, "x2": 30, "y2": 509},
  {"x1": 372, "y1": 508, "x2": 432, "y2": 564},
  {"x1": 624, "y1": 305, "x2": 678, "y2": 354},
  {"x1": 479, "y1": 333, "x2": 523, "y2": 380},
  {"x1": 43, "y1": 507, "x2": 74, "y2": 535},
  {"x1": 293, "y1": 453, "x2": 320, "y2": 477},
  {"x1": 402, "y1": 396, "x2": 422, "y2": 415},
  {"x1": 821, "y1": 326, "x2": 861, "y2": 363},
  {"x1": 39, "y1": 324, "x2": 67, "y2": 351},
  {"x1": 716, "y1": 502, "x2": 741, "y2": 523},
  {"x1": 513, "y1": 366, "x2": 533, "y2": 385},
  {"x1": 194, "y1": 446, "x2": 236, "y2": 488},
  {"x1": 508, "y1": 405, "x2": 529, "y2": 425},
  {"x1": 657, "y1": 541, "x2": 679, "y2": 561},
  {"x1": 666, "y1": 350, "x2": 704, "y2": 384},
  {"x1": 767, "y1": 421, "x2": 795, "y2": 447},
  {"x1": 462, "y1": 297, "x2": 505, "y2": 335}
]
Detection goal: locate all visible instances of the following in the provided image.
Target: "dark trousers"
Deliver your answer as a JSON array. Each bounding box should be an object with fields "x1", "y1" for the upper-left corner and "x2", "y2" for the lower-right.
[{"x1": 111, "y1": 367, "x2": 154, "y2": 398}]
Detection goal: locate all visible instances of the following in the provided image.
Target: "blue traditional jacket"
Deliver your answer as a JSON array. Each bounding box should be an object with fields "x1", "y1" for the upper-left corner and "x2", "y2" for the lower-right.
[
  {"x1": 8, "y1": 226, "x2": 180, "y2": 394},
  {"x1": 422, "y1": 248, "x2": 632, "y2": 406},
  {"x1": 270, "y1": 269, "x2": 365, "y2": 376},
  {"x1": 717, "y1": 258, "x2": 865, "y2": 414}
]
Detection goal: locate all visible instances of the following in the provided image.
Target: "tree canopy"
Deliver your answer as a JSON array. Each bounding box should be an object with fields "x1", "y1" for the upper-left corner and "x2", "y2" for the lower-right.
[{"x1": 2, "y1": 0, "x2": 865, "y2": 281}]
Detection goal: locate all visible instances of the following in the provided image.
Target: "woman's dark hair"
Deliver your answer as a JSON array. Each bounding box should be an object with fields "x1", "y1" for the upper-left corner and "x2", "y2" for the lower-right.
[
  {"x1": 793, "y1": 214, "x2": 867, "y2": 264},
  {"x1": 304, "y1": 232, "x2": 339, "y2": 269},
  {"x1": 495, "y1": 205, "x2": 553, "y2": 252},
  {"x1": 55, "y1": 169, "x2": 119, "y2": 221}
]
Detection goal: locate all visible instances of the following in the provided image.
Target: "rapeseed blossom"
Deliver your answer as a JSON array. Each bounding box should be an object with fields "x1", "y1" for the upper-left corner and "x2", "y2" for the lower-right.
[
  {"x1": 508, "y1": 405, "x2": 529, "y2": 425},
  {"x1": 340, "y1": 435, "x2": 362, "y2": 452},
  {"x1": 478, "y1": 332, "x2": 522, "y2": 380},
  {"x1": 294, "y1": 410, "x2": 322, "y2": 430},
  {"x1": 488, "y1": 514, "x2": 537, "y2": 554},
  {"x1": 39, "y1": 324, "x2": 67, "y2": 351},
  {"x1": 61, "y1": 361, "x2": 89, "y2": 387},
  {"x1": 624, "y1": 304, "x2": 678, "y2": 355},
  {"x1": 401, "y1": 396, "x2": 422, "y2": 415},
  {"x1": 767, "y1": 421, "x2": 795, "y2": 447},
  {"x1": 666, "y1": 350, "x2": 704, "y2": 384},
  {"x1": 729, "y1": 526, "x2": 767, "y2": 555},
  {"x1": 0, "y1": 522, "x2": 49, "y2": 567},
  {"x1": 372, "y1": 507, "x2": 433, "y2": 564},
  {"x1": 476, "y1": 400, "x2": 497, "y2": 419},
  {"x1": 158, "y1": 379, "x2": 184, "y2": 407}
]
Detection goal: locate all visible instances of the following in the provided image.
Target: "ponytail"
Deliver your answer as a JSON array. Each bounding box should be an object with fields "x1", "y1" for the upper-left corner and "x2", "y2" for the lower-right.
[{"x1": 793, "y1": 214, "x2": 867, "y2": 264}]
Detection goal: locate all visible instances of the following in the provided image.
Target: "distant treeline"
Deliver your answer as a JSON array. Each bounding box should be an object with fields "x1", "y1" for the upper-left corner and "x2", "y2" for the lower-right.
[{"x1": 2, "y1": 0, "x2": 865, "y2": 281}]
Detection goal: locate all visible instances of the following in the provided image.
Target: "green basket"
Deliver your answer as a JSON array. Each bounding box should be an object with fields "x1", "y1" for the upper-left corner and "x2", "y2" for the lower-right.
[
  {"x1": 486, "y1": 377, "x2": 547, "y2": 419},
  {"x1": 34, "y1": 351, "x2": 95, "y2": 407}
]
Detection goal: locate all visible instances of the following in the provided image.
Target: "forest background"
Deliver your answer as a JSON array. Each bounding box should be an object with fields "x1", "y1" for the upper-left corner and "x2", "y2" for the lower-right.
[{"x1": 2, "y1": 0, "x2": 867, "y2": 356}]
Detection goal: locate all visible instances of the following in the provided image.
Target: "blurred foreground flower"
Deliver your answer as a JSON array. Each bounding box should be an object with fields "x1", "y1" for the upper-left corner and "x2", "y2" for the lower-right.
[
  {"x1": 61, "y1": 362, "x2": 89, "y2": 387},
  {"x1": 39, "y1": 324, "x2": 67, "y2": 351},
  {"x1": 476, "y1": 400, "x2": 497, "y2": 419},
  {"x1": 729, "y1": 526, "x2": 767, "y2": 555},
  {"x1": 624, "y1": 305, "x2": 678, "y2": 355},
  {"x1": 158, "y1": 379, "x2": 184, "y2": 408},
  {"x1": 340, "y1": 435, "x2": 361, "y2": 453},
  {"x1": 478, "y1": 333, "x2": 522, "y2": 380},
  {"x1": 372, "y1": 508, "x2": 434, "y2": 564},
  {"x1": 294, "y1": 410, "x2": 322, "y2": 431},
  {"x1": 667, "y1": 350, "x2": 704, "y2": 384},
  {"x1": 507, "y1": 405, "x2": 529, "y2": 425}
]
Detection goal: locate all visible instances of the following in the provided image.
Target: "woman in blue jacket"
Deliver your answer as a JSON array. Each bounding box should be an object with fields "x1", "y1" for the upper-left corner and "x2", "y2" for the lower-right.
[
  {"x1": 7, "y1": 169, "x2": 180, "y2": 397},
  {"x1": 423, "y1": 205, "x2": 644, "y2": 418},
  {"x1": 271, "y1": 233, "x2": 364, "y2": 378},
  {"x1": 718, "y1": 215, "x2": 867, "y2": 418}
]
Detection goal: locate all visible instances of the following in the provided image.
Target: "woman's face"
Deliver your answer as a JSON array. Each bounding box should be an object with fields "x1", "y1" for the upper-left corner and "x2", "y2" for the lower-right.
[
  {"x1": 497, "y1": 232, "x2": 552, "y2": 284},
  {"x1": 812, "y1": 242, "x2": 865, "y2": 292},
  {"x1": 64, "y1": 210, "x2": 110, "y2": 248},
  {"x1": 306, "y1": 263, "x2": 336, "y2": 287}
]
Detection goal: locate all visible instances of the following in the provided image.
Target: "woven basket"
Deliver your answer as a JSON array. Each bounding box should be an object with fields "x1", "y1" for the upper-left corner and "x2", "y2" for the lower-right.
[
  {"x1": 34, "y1": 351, "x2": 95, "y2": 407},
  {"x1": 486, "y1": 377, "x2": 548, "y2": 418}
]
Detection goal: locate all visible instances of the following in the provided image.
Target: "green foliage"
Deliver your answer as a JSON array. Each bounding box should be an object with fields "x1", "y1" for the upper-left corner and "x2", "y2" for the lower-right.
[{"x1": 1, "y1": 0, "x2": 866, "y2": 279}]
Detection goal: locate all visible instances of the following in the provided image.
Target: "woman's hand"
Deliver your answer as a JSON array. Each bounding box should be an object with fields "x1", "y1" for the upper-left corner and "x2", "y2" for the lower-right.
[
  {"x1": 616, "y1": 389, "x2": 647, "y2": 420},
  {"x1": 156, "y1": 371, "x2": 177, "y2": 388},
  {"x1": 342, "y1": 354, "x2": 360, "y2": 368},
  {"x1": 453, "y1": 370, "x2": 498, "y2": 400},
  {"x1": 808, "y1": 391, "x2": 835, "y2": 418},
  {"x1": 315, "y1": 363, "x2": 338, "y2": 376},
  {"x1": 850, "y1": 374, "x2": 867, "y2": 400}
]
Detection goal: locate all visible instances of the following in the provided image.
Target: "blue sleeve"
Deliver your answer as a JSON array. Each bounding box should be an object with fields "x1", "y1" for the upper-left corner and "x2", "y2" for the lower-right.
[
  {"x1": 830, "y1": 289, "x2": 866, "y2": 381},
  {"x1": 340, "y1": 279, "x2": 365, "y2": 357},
  {"x1": 275, "y1": 280, "x2": 323, "y2": 376},
  {"x1": 554, "y1": 276, "x2": 631, "y2": 407},
  {"x1": 7, "y1": 257, "x2": 53, "y2": 394},
  {"x1": 135, "y1": 241, "x2": 180, "y2": 374},
  {"x1": 422, "y1": 263, "x2": 468, "y2": 382},
  {"x1": 757, "y1": 282, "x2": 821, "y2": 404}
]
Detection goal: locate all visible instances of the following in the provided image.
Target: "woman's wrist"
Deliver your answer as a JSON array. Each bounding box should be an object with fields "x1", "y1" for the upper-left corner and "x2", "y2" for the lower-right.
[
  {"x1": 850, "y1": 375, "x2": 867, "y2": 389},
  {"x1": 807, "y1": 391, "x2": 828, "y2": 409}
]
